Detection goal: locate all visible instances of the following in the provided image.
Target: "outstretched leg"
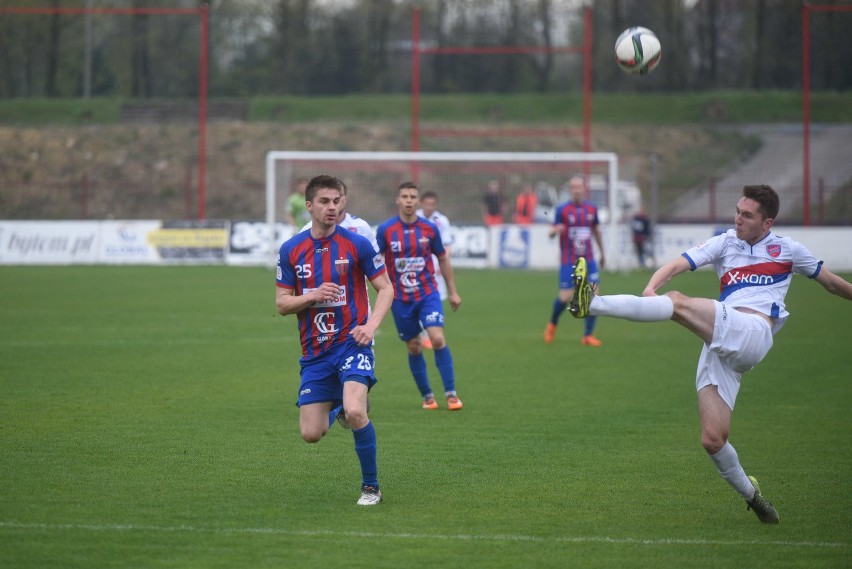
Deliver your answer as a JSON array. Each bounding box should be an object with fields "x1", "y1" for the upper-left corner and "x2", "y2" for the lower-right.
[{"x1": 570, "y1": 258, "x2": 715, "y2": 343}]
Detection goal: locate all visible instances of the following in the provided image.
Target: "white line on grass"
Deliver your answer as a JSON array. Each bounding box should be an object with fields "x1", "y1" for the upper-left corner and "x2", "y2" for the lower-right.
[{"x1": 0, "y1": 521, "x2": 845, "y2": 549}]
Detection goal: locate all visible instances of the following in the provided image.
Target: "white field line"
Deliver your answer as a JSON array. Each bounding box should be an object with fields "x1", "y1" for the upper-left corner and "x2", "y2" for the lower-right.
[{"x1": 0, "y1": 521, "x2": 845, "y2": 549}]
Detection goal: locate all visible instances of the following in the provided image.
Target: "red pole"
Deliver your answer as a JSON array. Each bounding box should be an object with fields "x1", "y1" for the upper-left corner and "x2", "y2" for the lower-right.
[
  {"x1": 802, "y1": 3, "x2": 811, "y2": 226},
  {"x1": 198, "y1": 4, "x2": 208, "y2": 220},
  {"x1": 411, "y1": 6, "x2": 421, "y2": 152}
]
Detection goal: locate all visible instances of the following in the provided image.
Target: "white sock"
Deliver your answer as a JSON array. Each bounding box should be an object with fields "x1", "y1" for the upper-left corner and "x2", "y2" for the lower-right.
[
  {"x1": 709, "y1": 442, "x2": 755, "y2": 501},
  {"x1": 590, "y1": 294, "x2": 674, "y2": 322}
]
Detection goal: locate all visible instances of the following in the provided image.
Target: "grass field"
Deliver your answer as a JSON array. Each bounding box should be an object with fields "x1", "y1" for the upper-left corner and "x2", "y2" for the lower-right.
[{"x1": 1, "y1": 266, "x2": 850, "y2": 569}]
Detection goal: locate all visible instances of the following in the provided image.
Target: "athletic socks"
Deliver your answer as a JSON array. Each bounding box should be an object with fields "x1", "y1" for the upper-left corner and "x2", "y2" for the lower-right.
[
  {"x1": 709, "y1": 442, "x2": 755, "y2": 501},
  {"x1": 353, "y1": 421, "x2": 378, "y2": 489},
  {"x1": 584, "y1": 315, "x2": 598, "y2": 336},
  {"x1": 590, "y1": 294, "x2": 674, "y2": 322},
  {"x1": 408, "y1": 352, "x2": 432, "y2": 396},
  {"x1": 550, "y1": 299, "x2": 568, "y2": 325},
  {"x1": 434, "y1": 345, "x2": 455, "y2": 393},
  {"x1": 328, "y1": 404, "x2": 343, "y2": 428}
]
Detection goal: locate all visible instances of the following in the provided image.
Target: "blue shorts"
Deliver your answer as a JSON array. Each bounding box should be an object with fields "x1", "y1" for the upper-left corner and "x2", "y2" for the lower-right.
[
  {"x1": 391, "y1": 292, "x2": 445, "y2": 342},
  {"x1": 296, "y1": 340, "x2": 377, "y2": 407},
  {"x1": 559, "y1": 259, "x2": 600, "y2": 290}
]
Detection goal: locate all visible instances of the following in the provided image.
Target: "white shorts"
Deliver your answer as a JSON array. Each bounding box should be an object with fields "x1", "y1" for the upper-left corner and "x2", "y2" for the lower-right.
[{"x1": 695, "y1": 302, "x2": 774, "y2": 410}]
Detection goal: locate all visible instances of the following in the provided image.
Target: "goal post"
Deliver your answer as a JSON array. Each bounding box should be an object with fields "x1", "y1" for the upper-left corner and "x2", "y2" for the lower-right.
[{"x1": 265, "y1": 150, "x2": 620, "y2": 267}]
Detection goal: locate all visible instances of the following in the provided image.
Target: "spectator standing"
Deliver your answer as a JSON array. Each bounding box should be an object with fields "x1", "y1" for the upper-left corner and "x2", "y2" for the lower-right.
[
  {"x1": 632, "y1": 207, "x2": 652, "y2": 268},
  {"x1": 513, "y1": 183, "x2": 537, "y2": 224},
  {"x1": 482, "y1": 179, "x2": 505, "y2": 226}
]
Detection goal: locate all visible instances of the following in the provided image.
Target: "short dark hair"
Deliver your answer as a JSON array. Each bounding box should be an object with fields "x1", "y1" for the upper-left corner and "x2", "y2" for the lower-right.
[
  {"x1": 398, "y1": 181, "x2": 419, "y2": 193},
  {"x1": 420, "y1": 190, "x2": 438, "y2": 201},
  {"x1": 306, "y1": 175, "x2": 344, "y2": 202},
  {"x1": 742, "y1": 184, "x2": 779, "y2": 220}
]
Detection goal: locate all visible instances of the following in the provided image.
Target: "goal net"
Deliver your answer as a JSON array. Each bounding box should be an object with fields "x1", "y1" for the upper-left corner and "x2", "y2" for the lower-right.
[{"x1": 265, "y1": 150, "x2": 620, "y2": 267}]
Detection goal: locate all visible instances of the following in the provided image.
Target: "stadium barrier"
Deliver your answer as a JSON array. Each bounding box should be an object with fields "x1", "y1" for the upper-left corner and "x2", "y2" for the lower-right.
[{"x1": 1, "y1": 221, "x2": 851, "y2": 271}]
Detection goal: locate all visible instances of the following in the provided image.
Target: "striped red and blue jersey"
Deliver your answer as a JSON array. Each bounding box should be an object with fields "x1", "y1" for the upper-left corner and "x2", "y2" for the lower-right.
[
  {"x1": 276, "y1": 226, "x2": 386, "y2": 359},
  {"x1": 682, "y1": 229, "x2": 822, "y2": 334},
  {"x1": 553, "y1": 200, "x2": 599, "y2": 266},
  {"x1": 376, "y1": 215, "x2": 446, "y2": 303}
]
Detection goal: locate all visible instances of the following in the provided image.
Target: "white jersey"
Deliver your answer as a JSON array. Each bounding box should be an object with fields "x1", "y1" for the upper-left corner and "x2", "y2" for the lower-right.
[
  {"x1": 416, "y1": 208, "x2": 453, "y2": 247},
  {"x1": 682, "y1": 229, "x2": 822, "y2": 334},
  {"x1": 415, "y1": 208, "x2": 453, "y2": 301},
  {"x1": 301, "y1": 213, "x2": 378, "y2": 252}
]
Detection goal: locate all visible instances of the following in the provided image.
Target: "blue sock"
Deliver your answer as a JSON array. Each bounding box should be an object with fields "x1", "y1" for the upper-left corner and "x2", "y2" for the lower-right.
[
  {"x1": 434, "y1": 345, "x2": 455, "y2": 394},
  {"x1": 353, "y1": 421, "x2": 378, "y2": 489},
  {"x1": 328, "y1": 404, "x2": 343, "y2": 428},
  {"x1": 408, "y1": 352, "x2": 432, "y2": 397},
  {"x1": 551, "y1": 299, "x2": 568, "y2": 324},
  {"x1": 584, "y1": 315, "x2": 597, "y2": 336}
]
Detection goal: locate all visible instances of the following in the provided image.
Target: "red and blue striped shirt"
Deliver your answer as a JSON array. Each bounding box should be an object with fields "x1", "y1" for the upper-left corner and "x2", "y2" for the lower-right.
[
  {"x1": 276, "y1": 226, "x2": 386, "y2": 359},
  {"x1": 376, "y1": 216, "x2": 446, "y2": 303},
  {"x1": 553, "y1": 201, "x2": 599, "y2": 266}
]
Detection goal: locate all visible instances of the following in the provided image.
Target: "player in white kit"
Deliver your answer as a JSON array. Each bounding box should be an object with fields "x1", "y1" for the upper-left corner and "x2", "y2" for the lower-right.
[
  {"x1": 569, "y1": 184, "x2": 852, "y2": 524},
  {"x1": 416, "y1": 190, "x2": 453, "y2": 349}
]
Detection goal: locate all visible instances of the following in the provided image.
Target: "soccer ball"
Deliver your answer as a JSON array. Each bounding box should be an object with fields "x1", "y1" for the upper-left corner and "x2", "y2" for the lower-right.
[{"x1": 614, "y1": 27, "x2": 661, "y2": 76}]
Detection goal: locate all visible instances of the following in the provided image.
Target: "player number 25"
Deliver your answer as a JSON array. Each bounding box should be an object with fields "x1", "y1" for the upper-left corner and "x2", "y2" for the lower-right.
[{"x1": 296, "y1": 263, "x2": 312, "y2": 278}]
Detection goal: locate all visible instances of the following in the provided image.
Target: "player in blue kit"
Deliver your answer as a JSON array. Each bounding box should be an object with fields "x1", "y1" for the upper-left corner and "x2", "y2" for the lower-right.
[
  {"x1": 376, "y1": 181, "x2": 463, "y2": 411},
  {"x1": 276, "y1": 175, "x2": 394, "y2": 506},
  {"x1": 543, "y1": 176, "x2": 606, "y2": 346},
  {"x1": 569, "y1": 184, "x2": 852, "y2": 523}
]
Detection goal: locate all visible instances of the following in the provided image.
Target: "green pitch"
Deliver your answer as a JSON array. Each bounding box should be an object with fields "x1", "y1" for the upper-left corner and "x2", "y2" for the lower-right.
[{"x1": 1, "y1": 266, "x2": 849, "y2": 569}]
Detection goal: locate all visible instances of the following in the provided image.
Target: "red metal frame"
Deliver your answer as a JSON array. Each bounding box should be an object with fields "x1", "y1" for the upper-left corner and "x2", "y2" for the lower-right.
[
  {"x1": 802, "y1": 3, "x2": 852, "y2": 227},
  {"x1": 0, "y1": 4, "x2": 209, "y2": 220},
  {"x1": 411, "y1": 5, "x2": 592, "y2": 154}
]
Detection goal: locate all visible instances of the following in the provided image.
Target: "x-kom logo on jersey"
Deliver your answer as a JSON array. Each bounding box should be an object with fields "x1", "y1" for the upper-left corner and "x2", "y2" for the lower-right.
[{"x1": 725, "y1": 271, "x2": 775, "y2": 286}]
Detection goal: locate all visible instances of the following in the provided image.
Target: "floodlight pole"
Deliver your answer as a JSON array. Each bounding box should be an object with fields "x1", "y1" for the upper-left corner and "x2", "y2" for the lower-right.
[{"x1": 801, "y1": 2, "x2": 852, "y2": 227}]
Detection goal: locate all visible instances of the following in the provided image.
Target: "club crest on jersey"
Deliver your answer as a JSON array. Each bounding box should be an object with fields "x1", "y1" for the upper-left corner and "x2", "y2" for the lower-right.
[
  {"x1": 766, "y1": 244, "x2": 781, "y2": 258},
  {"x1": 335, "y1": 258, "x2": 349, "y2": 275}
]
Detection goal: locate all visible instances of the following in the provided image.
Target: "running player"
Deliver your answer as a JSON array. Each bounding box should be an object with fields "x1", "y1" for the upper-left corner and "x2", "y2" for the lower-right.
[
  {"x1": 276, "y1": 175, "x2": 394, "y2": 506},
  {"x1": 376, "y1": 181, "x2": 463, "y2": 411}
]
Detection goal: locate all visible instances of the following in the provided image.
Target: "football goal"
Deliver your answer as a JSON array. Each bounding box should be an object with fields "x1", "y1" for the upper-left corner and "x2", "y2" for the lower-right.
[{"x1": 265, "y1": 150, "x2": 619, "y2": 265}]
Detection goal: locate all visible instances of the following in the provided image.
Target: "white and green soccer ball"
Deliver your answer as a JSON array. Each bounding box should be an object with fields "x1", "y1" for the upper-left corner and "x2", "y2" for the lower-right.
[{"x1": 614, "y1": 27, "x2": 661, "y2": 76}]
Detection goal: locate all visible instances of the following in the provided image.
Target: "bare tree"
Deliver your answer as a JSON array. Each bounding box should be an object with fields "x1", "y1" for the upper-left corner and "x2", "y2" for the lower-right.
[
  {"x1": 45, "y1": 0, "x2": 61, "y2": 97},
  {"x1": 530, "y1": 0, "x2": 554, "y2": 92},
  {"x1": 131, "y1": 1, "x2": 152, "y2": 97},
  {"x1": 361, "y1": 0, "x2": 394, "y2": 92},
  {"x1": 696, "y1": 0, "x2": 719, "y2": 88}
]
